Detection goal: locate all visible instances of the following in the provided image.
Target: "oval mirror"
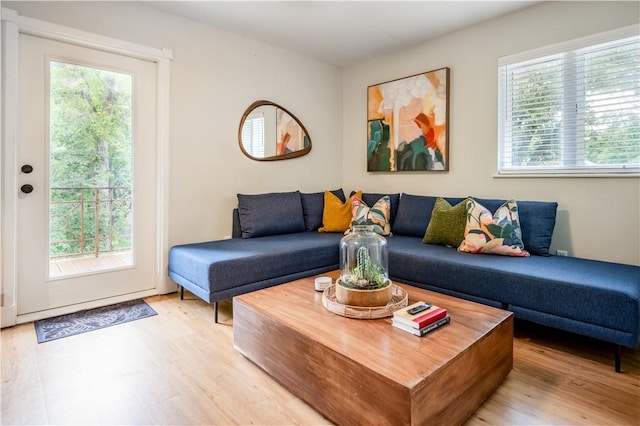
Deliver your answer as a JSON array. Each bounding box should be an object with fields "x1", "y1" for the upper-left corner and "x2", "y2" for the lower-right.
[{"x1": 238, "y1": 100, "x2": 312, "y2": 161}]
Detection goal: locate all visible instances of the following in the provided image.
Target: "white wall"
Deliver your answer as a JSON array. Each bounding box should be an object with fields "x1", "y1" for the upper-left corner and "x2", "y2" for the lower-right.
[
  {"x1": 4, "y1": 1, "x2": 344, "y2": 246},
  {"x1": 5, "y1": 1, "x2": 639, "y2": 266},
  {"x1": 342, "y1": 1, "x2": 640, "y2": 265}
]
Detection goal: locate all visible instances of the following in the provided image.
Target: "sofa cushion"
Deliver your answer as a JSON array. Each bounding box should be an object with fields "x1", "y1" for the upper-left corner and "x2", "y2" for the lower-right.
[
  {"x1": 392, "y1": 194, "x2": 438, "y2": 237},
  {"x1": 349, "y1": 195, "x2": 392, "y2": 235},
  {"x1": 387, "y1": 236, "x2": 640, "y2": 340},
  {"x1": 458, "y1": 199, "x2": 529, "y2": 257},
  {"x1": 390, "y1": 193, "x2": 557, "y2": 254},
  {"x1": 169, "y1": 233, "x2": 343, "y2": 300},
  {"x1": 319, "y1": 191, "x2": 362, "y2": 233},
  {"x1": 301, "y1": 189, "x2": 345, "y2": 231},
  {"x1": 237, "y1": 191, "x2": 305, "y2": 238},
  {"x1": 515, "y1": 200, "x2": 558, "y2": 256},
  {"x1": 423, "y1": 197, "x2": 469, "y2": 247}
]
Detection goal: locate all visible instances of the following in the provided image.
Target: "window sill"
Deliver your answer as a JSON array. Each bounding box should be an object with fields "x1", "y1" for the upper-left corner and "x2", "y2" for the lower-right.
[{"x1": 493, "y1": 171, "x2": 640, "y2": 178}]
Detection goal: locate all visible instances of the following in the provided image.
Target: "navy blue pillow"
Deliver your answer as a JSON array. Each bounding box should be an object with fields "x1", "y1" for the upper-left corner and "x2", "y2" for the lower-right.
[
  {"x1": 237, "y1": 191, "x2": 305, "y2": 238},
  {"x1": 518, "y1": 201, "x2": 557, "y2": 256},
  {"x1": 392, "y1": 194, "x2": 438, "y2": 237},
  {"x1": 301, "y1": 189, "x2": 345, "y2": 231}
]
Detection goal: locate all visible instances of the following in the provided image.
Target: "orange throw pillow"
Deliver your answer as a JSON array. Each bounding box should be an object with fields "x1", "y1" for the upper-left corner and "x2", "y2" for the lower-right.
[{"x1": 319, "y1": 190, "x2": 362, "y2": 232}]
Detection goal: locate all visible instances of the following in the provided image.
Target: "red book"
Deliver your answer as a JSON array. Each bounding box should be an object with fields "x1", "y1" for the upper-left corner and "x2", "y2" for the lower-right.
[{"x1": 394, "y1": 306, "x2": 448, "y2": 329}]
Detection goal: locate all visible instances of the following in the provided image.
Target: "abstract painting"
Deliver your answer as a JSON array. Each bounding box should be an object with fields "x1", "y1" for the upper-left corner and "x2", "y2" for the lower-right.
[{"x1": 367, "y1": 68, "x2": 450, "y2": 172}]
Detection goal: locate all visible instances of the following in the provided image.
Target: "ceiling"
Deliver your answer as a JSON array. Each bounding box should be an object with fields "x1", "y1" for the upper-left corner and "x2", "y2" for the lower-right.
[{"x1": 148, "y1": 1, "x2": 541, "y2": 67}]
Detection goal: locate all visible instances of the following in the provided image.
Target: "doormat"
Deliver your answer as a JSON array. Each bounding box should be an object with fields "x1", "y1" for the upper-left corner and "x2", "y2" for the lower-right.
[{"x1": 34, "y1": 298, "x2": 157, "y2": 343}]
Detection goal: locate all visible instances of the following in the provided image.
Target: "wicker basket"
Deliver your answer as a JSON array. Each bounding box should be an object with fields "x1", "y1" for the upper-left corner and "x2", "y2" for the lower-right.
[{"x1": 322, "y1": 284, "x2": 408, "y2": 319}]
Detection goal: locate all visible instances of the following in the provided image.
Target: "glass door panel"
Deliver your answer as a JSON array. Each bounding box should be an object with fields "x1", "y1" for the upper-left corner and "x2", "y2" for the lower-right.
[{"x1": 48, "y1": 61, "x2": 134, "y2": 278}]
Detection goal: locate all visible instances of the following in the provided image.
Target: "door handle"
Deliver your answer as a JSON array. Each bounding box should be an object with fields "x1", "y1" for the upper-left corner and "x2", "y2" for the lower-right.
[
  {"x1": 21, "y1": 164, "x2": 34, "y2": 173},
  {"x1": 20, "y1": 184, "x2": 34, "y2": 194}
]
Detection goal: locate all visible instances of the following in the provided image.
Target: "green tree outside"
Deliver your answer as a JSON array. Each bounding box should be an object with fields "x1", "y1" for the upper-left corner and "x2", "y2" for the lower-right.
[{"x1": 49, "y1": 61, "x2": 133, "y2": 258}]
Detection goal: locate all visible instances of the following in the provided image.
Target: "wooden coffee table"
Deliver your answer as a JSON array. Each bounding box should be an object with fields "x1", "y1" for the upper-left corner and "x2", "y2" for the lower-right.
[{"x1": 233, "y1": 271, "x2": 513, "y2": 425}]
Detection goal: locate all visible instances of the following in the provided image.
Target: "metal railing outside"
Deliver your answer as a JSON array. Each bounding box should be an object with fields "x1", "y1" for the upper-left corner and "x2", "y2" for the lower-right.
[{"x1": 49, "y1": 186, "x2": 132, "y2": 259}]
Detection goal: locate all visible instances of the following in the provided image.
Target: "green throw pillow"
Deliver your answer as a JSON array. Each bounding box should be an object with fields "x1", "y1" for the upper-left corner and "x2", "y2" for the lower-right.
[{"x1": 422, "y1": 197, "x2": 469, "y2": 247}]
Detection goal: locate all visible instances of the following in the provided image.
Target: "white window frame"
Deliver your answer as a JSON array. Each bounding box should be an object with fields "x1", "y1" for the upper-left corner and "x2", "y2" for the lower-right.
[{"x1": 497, "y1": 25, "x2": 640, "y2": 177}]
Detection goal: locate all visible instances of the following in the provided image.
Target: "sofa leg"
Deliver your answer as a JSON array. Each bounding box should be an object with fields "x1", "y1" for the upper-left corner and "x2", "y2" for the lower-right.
[
  {"x1": 214, "y1": 302, "x2": 218, "y2": 324},
  {"x1": 180, "y1": 285, "x2": 184, "y2": 300},
  {"x1": 615, "y1": 345, "x2": 621, "y2": 373}
]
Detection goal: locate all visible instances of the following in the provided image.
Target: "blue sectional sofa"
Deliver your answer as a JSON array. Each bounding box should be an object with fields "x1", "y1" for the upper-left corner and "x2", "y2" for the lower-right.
[{"x1": 169, "y1": 190, "x2": 640, "y2": 372}]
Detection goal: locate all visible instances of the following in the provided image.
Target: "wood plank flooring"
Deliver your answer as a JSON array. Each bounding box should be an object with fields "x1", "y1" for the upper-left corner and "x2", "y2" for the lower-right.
[{"x1": 1, "y1": 292, "x2": 638, "y2": 425}]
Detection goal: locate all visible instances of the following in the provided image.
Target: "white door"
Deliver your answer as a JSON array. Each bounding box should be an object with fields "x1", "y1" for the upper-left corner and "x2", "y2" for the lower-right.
[{"x1": 16, "y1": 34, "x2": 157, "y2": 317}]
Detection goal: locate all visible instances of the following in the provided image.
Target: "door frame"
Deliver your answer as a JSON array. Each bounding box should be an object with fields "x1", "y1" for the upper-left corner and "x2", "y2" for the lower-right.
[{"x1": 1, "y1": 8, "x2": 173, "y2": 327}]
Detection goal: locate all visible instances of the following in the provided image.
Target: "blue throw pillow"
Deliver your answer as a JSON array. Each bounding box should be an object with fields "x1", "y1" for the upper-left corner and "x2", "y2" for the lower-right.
[
  {"x1": 517, "y1": 200, "x2": 558, "y2": 256},
  {"x1": 237, "y1": 191, "x2": 305, "y2": 238},
  {"x1": 301, "y1": 189, "x2": 345, "y2": 231},
  {"x1": 392, "y1": 194, "x2": 438, "y2": 237}
]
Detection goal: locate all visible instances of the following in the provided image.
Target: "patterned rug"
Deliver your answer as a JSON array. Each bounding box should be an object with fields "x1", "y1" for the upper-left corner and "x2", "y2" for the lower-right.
[{"x1": 34, "y1": 299, "x2": 157, "y2": 343}]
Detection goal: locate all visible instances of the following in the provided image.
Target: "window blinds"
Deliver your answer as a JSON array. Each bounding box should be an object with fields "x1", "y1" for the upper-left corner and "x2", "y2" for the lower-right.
[
  {"x1": 241, "y1": 114, "x2": 265, "y2": 158},
  {"x1": 498, "y1": 26, "x2": 640, "y2": 175}
]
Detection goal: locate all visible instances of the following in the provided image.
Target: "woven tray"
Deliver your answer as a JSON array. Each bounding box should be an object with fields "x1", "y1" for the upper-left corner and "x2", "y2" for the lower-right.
[{"x1": 322, "y1": 284, "x2": 408, "y2": 319}]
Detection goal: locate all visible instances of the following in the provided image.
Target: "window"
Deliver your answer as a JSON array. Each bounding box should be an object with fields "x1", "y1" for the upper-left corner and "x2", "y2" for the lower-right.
[
  {"x1": 241, "y1": 112, "x2": 265, "y2": 157},
  {"x1": 498, "y1": 26, "x2": 640, "y2": 175}
]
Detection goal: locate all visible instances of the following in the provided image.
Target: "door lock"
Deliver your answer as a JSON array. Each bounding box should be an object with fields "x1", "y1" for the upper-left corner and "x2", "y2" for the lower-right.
[{"x1": 21, "y1": 164, "x2": 34, "y2": 174}]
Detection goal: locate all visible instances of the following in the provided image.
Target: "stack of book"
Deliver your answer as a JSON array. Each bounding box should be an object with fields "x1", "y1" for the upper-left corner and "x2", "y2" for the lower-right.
[{"x1": 392, "y1": 301, "x2": 450, "y2": 336}]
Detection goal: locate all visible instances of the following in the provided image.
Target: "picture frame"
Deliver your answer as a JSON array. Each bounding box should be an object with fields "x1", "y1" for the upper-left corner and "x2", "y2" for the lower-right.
[{"x1": 367, "y1": 67, "x2": 450, "y2": 172}]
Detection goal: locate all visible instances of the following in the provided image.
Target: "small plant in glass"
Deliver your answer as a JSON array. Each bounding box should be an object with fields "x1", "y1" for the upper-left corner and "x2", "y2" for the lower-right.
[
  {"x1": 337, "y1": 225, "x2": 391, "y2": 306},
  {"x1": 340, "y1": 246, "x2": 388, "y2": 290}
]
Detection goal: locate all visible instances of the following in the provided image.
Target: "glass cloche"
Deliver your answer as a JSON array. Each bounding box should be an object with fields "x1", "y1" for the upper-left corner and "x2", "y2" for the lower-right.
[{"x1": 339, "y1": 225, "x2": 389, "y2": 290}]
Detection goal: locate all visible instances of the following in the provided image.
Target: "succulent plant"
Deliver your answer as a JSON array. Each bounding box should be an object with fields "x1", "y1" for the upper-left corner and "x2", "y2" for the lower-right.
[{"x1": 340, "y1": 246, "x2": 388, "y2": 290}]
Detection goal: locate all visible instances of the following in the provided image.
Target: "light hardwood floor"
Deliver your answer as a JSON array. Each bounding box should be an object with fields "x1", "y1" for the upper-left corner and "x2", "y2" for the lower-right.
[{"x1": 1, "y1": 292, "x2": 638, "y2": 425}]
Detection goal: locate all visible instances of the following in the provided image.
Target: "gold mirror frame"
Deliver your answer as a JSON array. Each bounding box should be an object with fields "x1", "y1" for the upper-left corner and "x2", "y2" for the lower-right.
[{"x1": 238, "y1": 100, "x2": 312, "y2": 161}]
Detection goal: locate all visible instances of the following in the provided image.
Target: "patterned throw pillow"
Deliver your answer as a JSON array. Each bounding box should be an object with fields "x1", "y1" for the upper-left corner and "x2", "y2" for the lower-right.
[
  {"x1": 458, "y1": 198, "x2": 530, "y2": 257},
  {"x1": 318, "y1": 190, "x2": 362, "y2": 233},
  {"x1": 349, "y1": 195, "x2": 392, "y2": 236},
  {"x1": 423, "y1": 197, "x2": 469, "y2": 247}
]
